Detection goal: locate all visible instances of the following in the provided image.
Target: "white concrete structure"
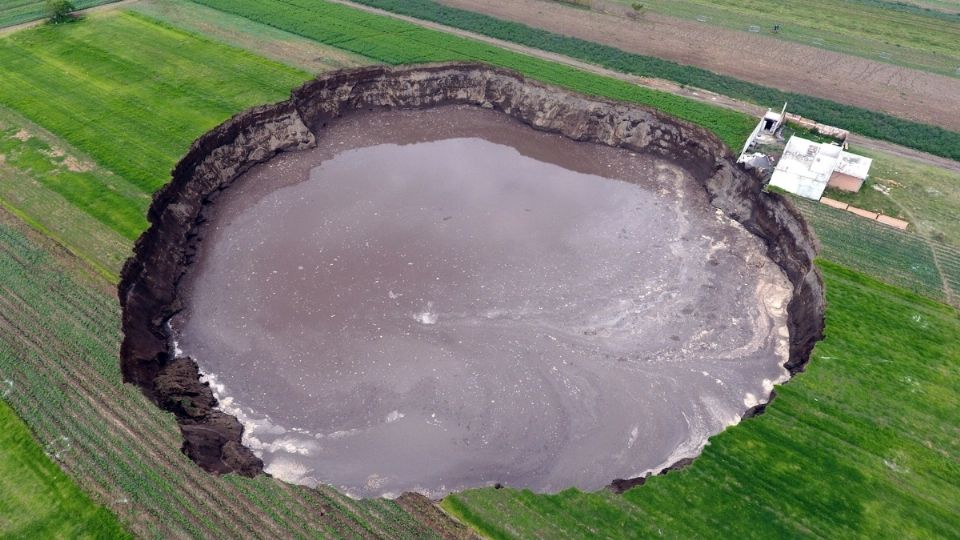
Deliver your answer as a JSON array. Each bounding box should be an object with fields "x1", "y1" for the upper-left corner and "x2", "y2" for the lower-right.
[{"x1": 768, "y1": 136, "x2": 872, "y2": 200}]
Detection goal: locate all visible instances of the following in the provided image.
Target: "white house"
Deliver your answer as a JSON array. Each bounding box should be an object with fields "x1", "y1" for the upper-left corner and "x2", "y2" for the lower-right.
[{"x1": 768, "y1": 136, "x2": 872, "y2": 200}]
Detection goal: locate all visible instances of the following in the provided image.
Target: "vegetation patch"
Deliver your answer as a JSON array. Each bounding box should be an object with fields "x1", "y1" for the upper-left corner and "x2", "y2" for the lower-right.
[
  {"x1": 790, "y1": 196, "x2": 960, "y2": 306},
  {"x1": 444, "y1": 261, "x2": 960, "y2": 538},
  {"x1": 823, "y1": 146, "x2": 960, "y2": 248},
  {"x1": 347, "y1": 0, "x2": 960, "y2": 161},
  {"x1": 0, "y1": 397, "x2": 129, "y2": 538}
]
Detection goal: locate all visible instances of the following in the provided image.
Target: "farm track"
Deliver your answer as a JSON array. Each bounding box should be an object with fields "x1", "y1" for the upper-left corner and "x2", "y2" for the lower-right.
[
  {"x1": 0, "y1": 222, "x2": 450, "y2": 539},
  {"x1": 330, "y1": 0, "x2": 960, "y2": 175}
]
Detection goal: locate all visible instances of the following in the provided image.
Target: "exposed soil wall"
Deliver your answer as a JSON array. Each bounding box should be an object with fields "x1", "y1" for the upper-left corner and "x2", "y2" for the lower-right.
[{"x1": 118, "y1": 63, "x2": 825, "y2": 483}]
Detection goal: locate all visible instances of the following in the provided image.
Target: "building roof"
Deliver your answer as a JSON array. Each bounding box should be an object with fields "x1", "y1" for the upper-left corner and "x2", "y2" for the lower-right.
[
  {"x1": 767, "y1": 136, "x2": 871, "y2": 200},
  {"x1": 834, "y1": 151, "x2": 873, "y2": 180}
]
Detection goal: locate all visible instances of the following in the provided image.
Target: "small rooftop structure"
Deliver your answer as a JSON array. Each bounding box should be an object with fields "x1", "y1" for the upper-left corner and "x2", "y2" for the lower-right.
[
  {"x1": 768, "y1": 136, "x2": 872, "y2": 200},
  {"x1": 760, "y1": 104, "x2": 787, "y2": 134}
]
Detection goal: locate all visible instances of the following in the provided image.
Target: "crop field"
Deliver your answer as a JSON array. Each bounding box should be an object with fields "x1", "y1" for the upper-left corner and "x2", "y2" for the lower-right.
[
  {"x1": 380, "y1": 0, "x2": 960, "y2": 157},
  {"x1": 824, "y1": 146, "x2": 960, "y2": 249},
  {"x1": 1, "y1": 1, "x2": 959, "y2": 538},
  {"x1": 0, "y1": 11, "x2": 310, "y2": 274},
  {"x1": 443, "y1": 261, "x2": 960, "y2": 538},
  {"x1": 129, "y1": 0, "x2": 370, "y2": 74},
  {"x1": 627, "y1": 0, "x2": 960, "y2": 78},
  {"x1": 0, "y1": 399, "x2": 128, "y2": 538},
  {"x1": 789, "y1": 196, "x2": 960, "y2": 307},
  {"x1": 0, "y1": 0, "x2": 117, "y2": 28}
]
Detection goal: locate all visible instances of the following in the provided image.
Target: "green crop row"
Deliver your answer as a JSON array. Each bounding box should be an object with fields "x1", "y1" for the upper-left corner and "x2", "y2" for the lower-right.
[
  {"x1": 348, "y1": 0, "x2": 960, "y2": 162},
  {"x1": 0, "y1": 11, "x2": 308, "y2": 196},
  {"x1": 788, "y1": 196, "x2": 946, "y2": 299},
  {"x1": 188, "y1": 0, "x2": 757, "y2": 151}
]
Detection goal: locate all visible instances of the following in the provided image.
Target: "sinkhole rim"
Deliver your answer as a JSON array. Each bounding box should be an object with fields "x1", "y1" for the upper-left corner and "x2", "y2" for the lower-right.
[{"x1": 117, "y1": 62, "x2": 825, "y2": 496}]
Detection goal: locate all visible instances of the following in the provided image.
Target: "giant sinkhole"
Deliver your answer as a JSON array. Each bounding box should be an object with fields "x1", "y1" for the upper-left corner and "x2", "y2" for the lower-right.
[{"x1": 119, "y1": 64, "x2": 824, "y2": 500}]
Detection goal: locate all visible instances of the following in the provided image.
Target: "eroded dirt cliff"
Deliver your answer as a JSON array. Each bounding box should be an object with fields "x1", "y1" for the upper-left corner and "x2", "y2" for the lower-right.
[{"x1": 118, "y1": 63, "x2": 824, "y2": 482}]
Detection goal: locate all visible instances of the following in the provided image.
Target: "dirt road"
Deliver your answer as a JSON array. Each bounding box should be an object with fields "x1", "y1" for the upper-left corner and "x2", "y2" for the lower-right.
[{"x1": 437, "y1": 0, "x2": 960, "y2": 133}]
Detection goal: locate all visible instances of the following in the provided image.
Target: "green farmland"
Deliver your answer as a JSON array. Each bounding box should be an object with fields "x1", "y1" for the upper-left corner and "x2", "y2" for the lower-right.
[
  {"x1": 0, "y1": 400, "x2": 129, "y2": 538},
  {"x1": 0, "y1": 1, "x2": 958, "y2": 538},
  {"x1": 630, "y1": 0, "x2": 960, "y2": 78}
]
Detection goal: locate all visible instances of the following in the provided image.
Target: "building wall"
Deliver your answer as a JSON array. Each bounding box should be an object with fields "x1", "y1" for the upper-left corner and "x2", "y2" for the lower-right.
[{"x1": 827, "y1": 172, "x2": 864, "y2": 193}]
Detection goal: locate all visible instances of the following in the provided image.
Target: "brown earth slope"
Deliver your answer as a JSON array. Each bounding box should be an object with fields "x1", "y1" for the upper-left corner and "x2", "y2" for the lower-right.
[{"x1": 438, "y1": 0, "x2": 960, "y2": 132}]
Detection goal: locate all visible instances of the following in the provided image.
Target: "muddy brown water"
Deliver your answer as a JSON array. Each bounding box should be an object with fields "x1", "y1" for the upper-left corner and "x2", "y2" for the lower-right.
[{"x1": 172, "y1": 106, "x2": 791, "y2": 498}]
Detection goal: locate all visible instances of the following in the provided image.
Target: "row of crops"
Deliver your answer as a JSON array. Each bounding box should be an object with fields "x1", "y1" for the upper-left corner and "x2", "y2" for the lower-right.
[
  {"x1": 347, "y1": 0, "x2": 960, "y2": 162},
  {"x1": 0, "y1": 222, "x2": 448, "y2": 538},
  {"x1": 188, "y1": 0, "x2": 757, "y2": 151},
  {"x1": 790, "y1": 196, "x2": 960, "y2": 306}
]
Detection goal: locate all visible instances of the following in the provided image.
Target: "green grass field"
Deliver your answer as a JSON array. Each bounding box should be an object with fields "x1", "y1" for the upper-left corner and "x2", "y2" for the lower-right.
[
  {"x1": 0, "y1": 10, "x2": 310, "y2": 276},
  {"x1": 626, "y1": 0, "x2": 960, "y2": 78},
  {"x1": 0, "y1": 0, "x2": 117, "y2": 28},
  {"x1": 0, "y1": 2, "x2": 958, "y2": 538},
  {"x1": 444, "y1": 260, "x2": 960, "y2": 538},
  {"x1": 0, "y1": 400, "x2": 129, "y2": 538},
  {"x1": 788, "y1": 196, "x2": 960, "y2": 306}
]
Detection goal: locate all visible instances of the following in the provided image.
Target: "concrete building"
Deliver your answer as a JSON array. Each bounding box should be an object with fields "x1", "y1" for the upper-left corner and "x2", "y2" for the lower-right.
[{"x1": 768, "y1": 136, "x2": 872, "y2": 200}]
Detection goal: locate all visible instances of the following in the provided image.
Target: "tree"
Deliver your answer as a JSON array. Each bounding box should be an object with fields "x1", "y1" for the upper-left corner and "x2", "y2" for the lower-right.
[{"x1": 46, "y1": 0, "x2": 76, "y2": 24}]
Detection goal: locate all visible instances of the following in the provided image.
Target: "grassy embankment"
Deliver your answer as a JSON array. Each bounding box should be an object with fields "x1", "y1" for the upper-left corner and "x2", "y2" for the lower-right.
[
  {"x1": 347, "y1": 0, "x2": 960, "y2": 162},
  {"x1": 0, "y1": 12, "x2": 454, "y2": 538},
  {"x1": 443, "y1": 260, "x2": 960, "y2": 538},
  {"x1": 0, "y1": 0, "x2": 117, "y2": 28},
  {"x1": 0, "y1": 400, "x2": 130, "y2": 538},
  {"x1": 622, "y1": 0, "x2": 960, "y2": 77}
]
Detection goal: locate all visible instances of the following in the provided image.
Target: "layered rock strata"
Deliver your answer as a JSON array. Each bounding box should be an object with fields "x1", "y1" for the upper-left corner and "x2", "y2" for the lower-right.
[{"x1": 118, "y1": 63, "x2": 825, "y2": 482}]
